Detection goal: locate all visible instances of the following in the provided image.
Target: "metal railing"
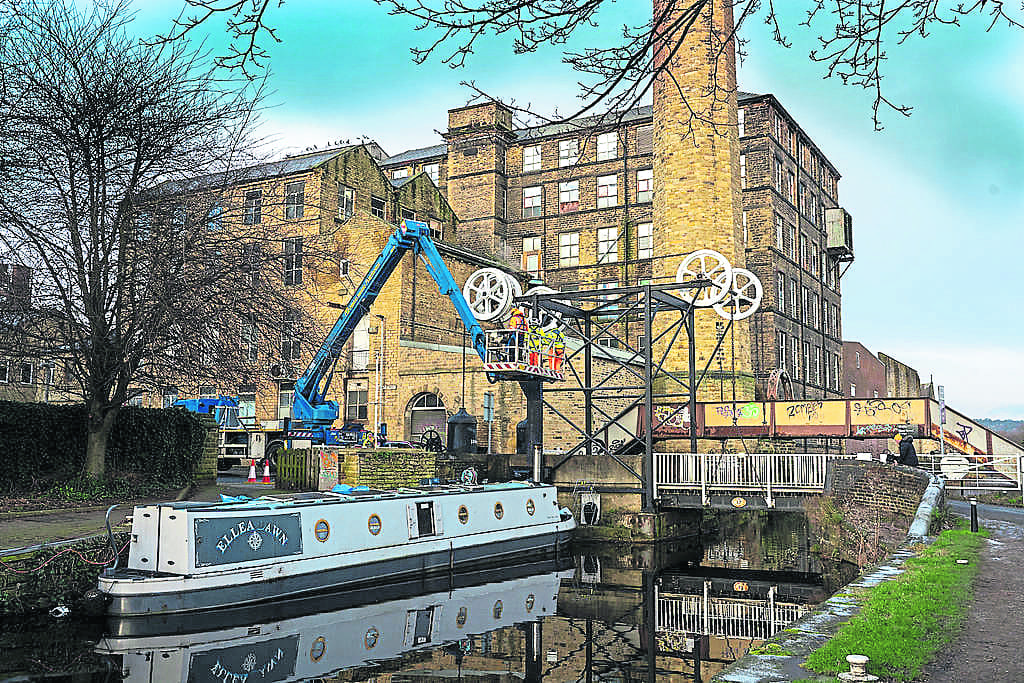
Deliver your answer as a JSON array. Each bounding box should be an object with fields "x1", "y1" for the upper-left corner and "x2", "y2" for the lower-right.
[
  {"x1": 655, "y1": 452, "x2": 854, "y2": 506},
  {"x1": 917, "y1": 454, "x2": 1023, "y2": 492},
  {"x1": 656, "y1": 586, "x2": 810, "y2": 641}
]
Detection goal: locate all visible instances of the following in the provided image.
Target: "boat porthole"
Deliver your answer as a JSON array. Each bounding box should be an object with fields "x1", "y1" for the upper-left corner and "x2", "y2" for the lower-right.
[
  {"x1": 314, "y1": 519, "x2": 330, "y2": 542},
  {"x1": 310, "y1": 636, "x2": 327, "y2": 662},
  {"x1": 525, "y1": 594, "x2": 536, "y2": 612},
  {"x1": 367, "y1": 514, "x2": 382, "y2": 536},
  {"x1": 494, "y1": 502, "x2": 504, "y2": 520},
  {"x1": 526, "y1": 499, "x2": 535, "y2": 516},
  {"x1": 458, "y1": 505, "x2": 469, "y2": 524},
  {"x1": 364, "y1": 627, "x2": 379, "y2": 649},
  {"x1": 493, "y1": 600, "x2": 503, "y2": 619},
  {"x1": 456, "y1": 606, "x2": 468, "y2": 627}
]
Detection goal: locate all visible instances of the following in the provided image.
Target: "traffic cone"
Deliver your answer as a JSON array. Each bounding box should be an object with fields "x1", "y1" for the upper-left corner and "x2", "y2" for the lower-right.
[
  {"x1": 247, "y1": 459, "x2": 257, "y2": 483},
  {"x1": 261, "y1": 458, "x2": 271, "y2": 484}
]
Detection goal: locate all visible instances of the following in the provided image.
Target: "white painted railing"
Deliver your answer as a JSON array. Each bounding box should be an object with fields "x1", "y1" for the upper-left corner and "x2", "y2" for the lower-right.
[
  {"x1": 654, "y1": 452, "x2": 855, "y2": 506},
  {"x1": 655, "y1": 586, "x2": 810, "y2": 641},
  {"x1": 917, "y1": 454, "x2": 1023, "y2": 492}
]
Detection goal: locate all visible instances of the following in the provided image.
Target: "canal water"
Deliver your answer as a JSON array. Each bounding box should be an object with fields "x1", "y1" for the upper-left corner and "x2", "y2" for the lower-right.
[{"x1": 0, "y1": 512, "x2": 857, "y2": 682}]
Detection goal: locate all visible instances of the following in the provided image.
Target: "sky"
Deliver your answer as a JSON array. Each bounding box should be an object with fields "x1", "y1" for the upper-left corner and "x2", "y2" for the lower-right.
[{"x1": 130, "y1": 1, "x2": 1024, "y2": 419}]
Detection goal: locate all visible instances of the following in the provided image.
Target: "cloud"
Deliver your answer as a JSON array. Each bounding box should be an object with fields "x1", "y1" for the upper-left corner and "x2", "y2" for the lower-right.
[{"x1": 879, "y1": 344, "x2": 1024, "y2": 420}]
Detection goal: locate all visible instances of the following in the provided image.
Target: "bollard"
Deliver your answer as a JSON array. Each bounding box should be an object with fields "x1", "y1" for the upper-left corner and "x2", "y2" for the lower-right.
[
  {"x1": 970, "y1": 497, "x2": 979, "y2": 533},
  {"x1": 532, "y1": 444, "x2": 542, "y2": 483}
]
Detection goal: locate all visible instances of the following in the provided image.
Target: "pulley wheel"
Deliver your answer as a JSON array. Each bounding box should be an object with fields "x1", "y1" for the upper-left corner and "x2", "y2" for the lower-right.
[{"x1": 675, "y1": 249, "x2": 733, "y2": 307}]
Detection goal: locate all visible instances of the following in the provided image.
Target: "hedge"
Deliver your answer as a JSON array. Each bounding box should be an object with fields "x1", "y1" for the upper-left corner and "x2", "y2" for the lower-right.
[{"x1": 0, "y1": 401, "x2": 208, "y2": 493}]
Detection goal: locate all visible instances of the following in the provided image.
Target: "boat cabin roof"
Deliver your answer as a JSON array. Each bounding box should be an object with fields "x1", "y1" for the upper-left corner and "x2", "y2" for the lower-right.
[{"x1": 157, "y1": 481, "x2": 541, "y2": 513}]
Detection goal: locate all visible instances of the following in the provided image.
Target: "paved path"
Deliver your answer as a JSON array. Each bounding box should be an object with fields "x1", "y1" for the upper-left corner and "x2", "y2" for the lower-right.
[
  {"x1": 917, "y1": 500, "x2": 1024, "y2": 682},
  {"x1": 0, "y1": 472, "x2": 287, "y2": 556}
]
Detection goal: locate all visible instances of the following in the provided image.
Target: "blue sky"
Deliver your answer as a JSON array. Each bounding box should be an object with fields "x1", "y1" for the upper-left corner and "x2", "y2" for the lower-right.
[{"x1": 133, "y1": 2, "x2": 1024, "y2": 419}]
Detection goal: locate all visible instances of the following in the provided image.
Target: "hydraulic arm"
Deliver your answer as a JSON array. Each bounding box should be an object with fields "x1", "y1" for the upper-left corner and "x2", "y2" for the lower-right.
[{"x1": 291, "y1": 219, "x2": 489, "y2": 429}]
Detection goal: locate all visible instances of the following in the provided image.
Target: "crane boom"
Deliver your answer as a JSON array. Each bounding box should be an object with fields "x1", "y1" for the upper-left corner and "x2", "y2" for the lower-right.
[{"x1": 291, "y1": 219, "x2": 489, "y2": 430}]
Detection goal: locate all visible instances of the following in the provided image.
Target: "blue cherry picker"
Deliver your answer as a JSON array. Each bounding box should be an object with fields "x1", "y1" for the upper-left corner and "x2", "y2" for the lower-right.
[{"x1": 179, "y1": 219, "x2": 559, "y2": 469}]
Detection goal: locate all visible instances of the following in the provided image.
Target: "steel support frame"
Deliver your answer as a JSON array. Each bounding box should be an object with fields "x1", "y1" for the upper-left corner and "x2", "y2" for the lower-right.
[{"x1": 517, "y1": 282, "x2": 709, "y2": 512}]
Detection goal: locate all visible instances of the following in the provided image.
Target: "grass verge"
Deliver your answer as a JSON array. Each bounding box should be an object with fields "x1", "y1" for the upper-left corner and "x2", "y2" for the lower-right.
[{"x1": 804, "y1": 526, "x2": 987, "y2": 681}]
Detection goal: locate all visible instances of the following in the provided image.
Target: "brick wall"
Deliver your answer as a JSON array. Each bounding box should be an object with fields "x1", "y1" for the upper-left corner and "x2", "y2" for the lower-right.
[{"x1": 826, "y1": 460, "x2": 936, "y2": 521}]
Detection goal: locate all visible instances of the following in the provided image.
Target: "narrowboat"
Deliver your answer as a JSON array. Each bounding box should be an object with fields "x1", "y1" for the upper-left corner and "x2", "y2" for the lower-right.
[{"x1": 98, "y1": 482, "x2": 575, "y2": 616}]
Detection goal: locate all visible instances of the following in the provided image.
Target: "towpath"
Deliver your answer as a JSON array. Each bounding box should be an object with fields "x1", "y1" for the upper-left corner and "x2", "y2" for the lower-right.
[
  {"x1": 917, "y1": 500, "x2": 1024, "y2": 682},
  {"x1": 0, "y1": 472, "x2": 286, "y2": 556}
]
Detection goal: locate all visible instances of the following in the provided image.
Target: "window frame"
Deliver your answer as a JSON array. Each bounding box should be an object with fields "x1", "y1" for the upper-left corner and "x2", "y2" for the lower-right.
[
  {"x1": 558, "y1": 139, "x2": 578, "y2": 168},
  {"x1": 596, "y1": 132, "x2": 617, "y2": 161},
  {"x1": 636, "y1": 168, "x2": 653, "y2": 203},
  {"x1": 522, "y1": 186, "x2": 543, "y2": 218},
  {"x1": 522, "y1": 236, "x2": 542, "y2": 276},
  {"x1": 283, "y1": 237, "x2": 303, "y2": 286},
  {"x1": 558, "y1": 231, "x2": 579, "y2": 268},
  {"x1": 338, "y1": 184, "x2": 355, "y2": 219},
  {"x1": 370, "y1": 195, "x2": 386, "y2": 220},
  {"x1": 243, "y1": 190, "x2": 262, "y2": 225},
  {"x1": 558, "y1": 180, "x2": 579, "y2": 213},
  {"x1": 636, "y1": 223, "x2": 653, "y2": 260},
  {"x1": 284, "y1": 180, "x2": 305, "y2": 220},
  {"x1": 596, "y1": 174, "x2": 617, "y2": 209},
  {"x1": 523, "y1": 144, "x2": 542, "y2": 172},
  {"x1": 596, "y1": 226, "x2": 618, "y2": 264}
]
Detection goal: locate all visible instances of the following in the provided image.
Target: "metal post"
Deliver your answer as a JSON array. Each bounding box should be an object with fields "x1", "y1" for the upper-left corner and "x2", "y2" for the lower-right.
[
  {"x1": 584, "y1": 314, "x2": 593, "y2": 458},
  {"x1": 533, "y1": 444, "x2": 542, "y2": 484},
  {"x1": 643, "y1": 285, "x2": 655, "y2": 512},
  {"x1": 701, "y1": 453, "x2": 708, "y2": 507},
  {"x1": 970, "y1": 497, "x2": 979, "y2": 533},
  {"x1": 521, "y1": 380, "x2": 544, "y2": 480},
  {"x1": 938, "y1": 384, "x2": 947, "y2": 457},
  {"x1": 688, "y1": 306, "x2": 698, "y2": 455}
]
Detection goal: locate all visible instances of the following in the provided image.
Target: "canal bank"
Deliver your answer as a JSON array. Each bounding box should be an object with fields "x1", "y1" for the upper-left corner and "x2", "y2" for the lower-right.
[{"x1": 712, "y1": 469, "x2": 952, "y2": 682}]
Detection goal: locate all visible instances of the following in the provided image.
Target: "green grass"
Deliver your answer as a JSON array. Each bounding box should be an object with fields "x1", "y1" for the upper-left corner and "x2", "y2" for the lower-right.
[{"x1": 804, "y1": 528, "x2": 987, "y2": 681}]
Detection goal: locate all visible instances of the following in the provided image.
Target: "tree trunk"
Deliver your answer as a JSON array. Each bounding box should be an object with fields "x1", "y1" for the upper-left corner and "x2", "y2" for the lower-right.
[{"x1": 84, "y1": 400, "x2": 117, "y2": 478}]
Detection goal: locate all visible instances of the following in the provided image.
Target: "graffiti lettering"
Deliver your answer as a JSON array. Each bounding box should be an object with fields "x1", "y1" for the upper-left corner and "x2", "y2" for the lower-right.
[
  {"x1": 955, "y1": 422, "x2": 972, "y2": 443},
  {"x1": 653, "y1": 405, "x2": 690, "y2": 433},
  {"x1": 714, "y1": 402, "x2": 762, "y2": 420},
  {"x1": 786, "y1": 401, "x2": 823, "y2": 421},
  {"x1": 851, "y1": 399, "x2": 912, "y2": 419},
  {"x1": 852, "y1": 424, "x2": 902, "y2": 437}
]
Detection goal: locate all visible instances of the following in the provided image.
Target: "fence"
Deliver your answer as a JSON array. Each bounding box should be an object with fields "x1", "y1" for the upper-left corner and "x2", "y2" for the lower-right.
[
  {"x1": 656, "y1": 586, "x2": 810, "y2": 641},
  {"x1": 654, "y1": 452, "x2": 853, "y2": 506},
  {"x1": 276, "y1": 448, "x2": 320, "y2": 490},
  {"x1": 917, "y1": 454, "x2": 1023, "y2": 492}
]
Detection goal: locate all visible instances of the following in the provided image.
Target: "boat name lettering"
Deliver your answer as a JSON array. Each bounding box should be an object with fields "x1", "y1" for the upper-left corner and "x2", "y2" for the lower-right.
[
  {"x1": 216, "y1": 520, "x2": 289, "y2": 554},
  {"x1": 207, "y1": 647, "x2": 286, "y2": 683}
]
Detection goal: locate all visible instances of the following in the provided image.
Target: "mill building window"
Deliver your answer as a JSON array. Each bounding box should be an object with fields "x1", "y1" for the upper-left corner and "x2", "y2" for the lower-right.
[
  {"x1": 558, "y1": 139, "x2": 578, "y2": 167},
  {"x1": 637, "y1": 223, "x2": 653, "y2": 260},
  {"x1": 558, "y1": 181, "x2": 579, "y2": 213},
  {"x1": 338, "y1": 184, "x2": 355, "y2": 219},
  {"x1": 423, "y1": 163, "x2": 439, "y2": 184},
  {"x1": 596, "y1": 132, "x2": 617, "y2": 161},
  {"x1": 392, "y1": 168, "x2": 408, "y2": 180},
  {"x1": 281, "y1": 309, "x2": 301, "y2": 362},
  {"x1": 636, "y1": 125, "x2": 653, "y2": 154},
  {"x1": 523, "y1": 144, "x2": 542, "y2": 172},
  {"x1": 596, "y1": 175, "x2": 617, "y2": 208},
  {"x1": 740, "y1": 154, "x2": 747, "y2": 188},
  {"x1": 558, "y1": 232, "x2": 579, "y2": 267},
  {"x1": 346, "y1": 381, "x2": 368, "y2": 421},
  {"x1": 636, "y1": 168, "x2": 653, "y2": 203},
  {"x1": 283, "y1": 237, "x2": 303, "y2": 285},
  {"x1": 19, "y1": 362, "x2": 32, "y2": 384},
  {"x1": 278, "y1": 381, "x2": 294, "y2": 420},
  {"x1": 370, "y1": 195, "x2": 386, "y2": 220},
  {"x1": 522, "y1": 236, "x2": 542, "y2": 277},
  {"x1": 523, "y1": 186, "x2": 542, "y2": 218},
  {"x1": 243, "y1": 190, "x2": 262, "y2": 225},
  {"x1": 284, "y1": 181, "x2": 305, "y2": 220},
  {"x1": 597, "y1": 227, "x2": 618, "y2": 264}
]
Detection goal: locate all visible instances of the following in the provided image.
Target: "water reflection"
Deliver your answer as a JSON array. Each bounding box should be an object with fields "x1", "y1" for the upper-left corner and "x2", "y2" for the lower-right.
[{"x1": 2, "y1": 512, "x2": 858, "y2": 682}]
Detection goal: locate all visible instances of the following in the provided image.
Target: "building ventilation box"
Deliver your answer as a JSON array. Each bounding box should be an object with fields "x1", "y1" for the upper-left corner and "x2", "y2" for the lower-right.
[{"x1": 825, "y1": 207, "x2": 854, "y2": 261}]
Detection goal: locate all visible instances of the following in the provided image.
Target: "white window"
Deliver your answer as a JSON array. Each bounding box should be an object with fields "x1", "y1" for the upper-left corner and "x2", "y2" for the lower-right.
[
  {"x1": 278, "y1": 381, "x2": 294, "y2": 420},
  {"x1": 850, "y1": 383, "x2": 857, "y2": 397},
  {"x1": 199, "y1": 385, "x2": 217, "y2": 399},
  {"x1": 558, "y1": 180, "x2": 579, "y2": 213},
  {"x1": 339, "y1": 257, "x2": 350, "y2": 277},
  {"x1": 281, "y1": 309, "x2": 301, "y2": 361},
  {"x1": 791, "y1": 338, "x2": 800, "y2": 379},
  {"x1": 423, "y1": 163, "x2": 439, "y2": 184},
  {"x1": 558, "y1": 139, "x2": 578, "y2": 167},
  {"x1": 636, "y1": 168, "x2": 653, "y2": 203},
  {"x1": 391, "y1": 167, "x2": 408, "y2": 180},
  {"x1": 18, "y1": 362, "x2": 32, "y2": 384},
  {"x1": 523, "y1": 144, "x2": 542, "y2": 172},
  {"x1": 162, "y1": 391, "x2": 177, "y2": 408},
  {"x1": 428, "y1": 218, "x2": 442, "y2": 240},
  {"x1": 597, "y1": 227, "x2": 618, "y2": 264},
  {"x1": 874, "y1": 390, "x2": 879, "y2": 398},
  {"x1": 284, "y1": 181, "x2": 304, "y2": 220},
  {"x1": 240, "y1": 319, "x2": 258, "y2": 363},
  {"x1": 338, "y1": 184, "x2": 354, "y2": 219},
  {"x1": 597, "y1": 279, "x2": 618, "y2": 306},
  {"x1": 637, "y1": 223, "x2": 653, "y2": 260},
  {"x1": 739, "y1": 154, "x2": 747, "y2": 188},
  {"x1": 596, "y1": 175, "x2": 617, "y2": 208},
  {"x1": 346, "y1": 381, "x2": 368, "y2": 421},
  {"x1": 237, "y1": 393, "x2": 256, "y2": 418},
  {"x1": 776, "y1": 273, "x2": 785, "y2": 310},
  {"x1": 523, "y1": 186, "x2": 542, "y2": 218},
  {"x1": 283, "y1": 237, "x2": 302, "y2": 286},
  {"x1": 243, "y1": 190, "x2": 261, "y2": 225},
  {"x1": 522, "y1": 236, "x2": 542, "y2": 276},
  {"x1": 856, "y1": 351, "x2": 861, "y2": 369},
  {"x1": 351, "y1": 318, "x2": 370, "y2": 371},
  {"x1": 596, "y1": 336, "x2": 619, "y2": 349},
  {"x1": 742, "y1": 211, "x2": 749, "y2": 245},
  {"x1": 597, "y1": 132, "x2": 617, "y2": 161},
  {"x1": 777, "y1": 331, "x2": 787, "y2": 368},
  {"x1": 558, "y1": 232, "x2": 579, "y2": 268},
  {"x1": 738, "y1": 108, "x2": 745, "y2": 137}
]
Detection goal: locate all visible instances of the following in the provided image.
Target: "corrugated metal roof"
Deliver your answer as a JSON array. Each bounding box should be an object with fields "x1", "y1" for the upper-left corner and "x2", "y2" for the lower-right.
[
  {"x1": 382, "y1": 143, "x2": 448, "y2": 167},
  {"x1": 148, "y1": 146, "x2": 356, "y2": 197}
]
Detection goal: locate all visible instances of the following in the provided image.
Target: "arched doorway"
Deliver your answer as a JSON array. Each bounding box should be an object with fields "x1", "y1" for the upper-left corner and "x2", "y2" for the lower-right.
[{"x1": 407, "y1": 392, "x2": 447, "y2": 443}]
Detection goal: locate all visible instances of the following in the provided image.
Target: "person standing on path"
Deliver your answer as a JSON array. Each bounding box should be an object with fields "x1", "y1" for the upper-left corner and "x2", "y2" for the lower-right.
[{"x1": 897, "y1": 434, "x2": 919, "y2": 467}]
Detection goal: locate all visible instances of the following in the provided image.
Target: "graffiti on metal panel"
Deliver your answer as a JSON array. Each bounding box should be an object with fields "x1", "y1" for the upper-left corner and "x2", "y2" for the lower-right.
[
  {"x1": 653, "y1": 405, "x2": 690, "y2": 435},
  {"x1": 852, "y1": 424, "x2": 903, "y2": 437},
  {"x1": 955, "y1": 422, "x2": 972, "y2": 444},
  {"x1": 785, "y1": 401, "x2": 823, "y2": 421},
  {"x1": 714, "y1": 402, "x2": 762, "y2": 420},
  {"x1": 851, "y1": 399, "x2": 913, "y2": 420},
  {"x1": 928, "y1": 423, "x2": 983, "y2": 455}
]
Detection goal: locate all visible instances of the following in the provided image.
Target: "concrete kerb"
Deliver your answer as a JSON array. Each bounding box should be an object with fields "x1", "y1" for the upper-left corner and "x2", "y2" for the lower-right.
[{"x1": 711, "y1": 470, "x2": 946, "y2": 683}]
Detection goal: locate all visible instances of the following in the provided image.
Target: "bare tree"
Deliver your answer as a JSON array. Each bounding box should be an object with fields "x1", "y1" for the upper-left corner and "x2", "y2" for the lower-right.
[
  {"x1": 0, "y1": 1, "x2": 329, "y2": 477},
  {"x1": 156, "y1": 0, "x2": 1021, "y2": 130}
]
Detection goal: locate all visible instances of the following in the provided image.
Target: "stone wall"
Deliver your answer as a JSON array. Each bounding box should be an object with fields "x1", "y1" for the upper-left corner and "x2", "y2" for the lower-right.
[
  {"x1": 826, "y1": 460, "x2": 937, "y2": 521},
  {"x1": 338, "y1": 448, "x2": 437, "y2": 489},
  {"x1": 193, "y1": 415, "x2": 219, "y2": 483}
]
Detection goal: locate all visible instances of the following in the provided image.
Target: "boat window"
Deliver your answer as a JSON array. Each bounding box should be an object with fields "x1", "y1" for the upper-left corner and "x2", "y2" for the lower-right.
[{"x1": 416, "y1": 501, "x2": 435, "y2": 536}]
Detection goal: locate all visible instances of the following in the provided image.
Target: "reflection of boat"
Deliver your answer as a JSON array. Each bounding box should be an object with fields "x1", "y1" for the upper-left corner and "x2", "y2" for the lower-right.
[
  {"x1": 98, "y1": 562, "x2": 573, "y2": 683},
  {"x1": 99, "y1": 482, "x2": 575, "y2": 616}
]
